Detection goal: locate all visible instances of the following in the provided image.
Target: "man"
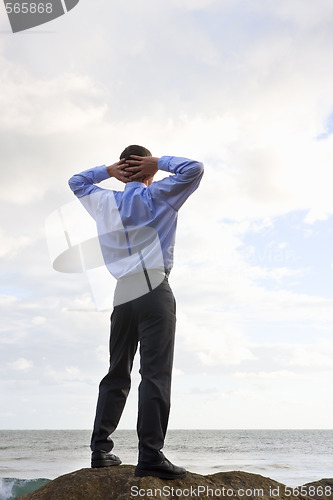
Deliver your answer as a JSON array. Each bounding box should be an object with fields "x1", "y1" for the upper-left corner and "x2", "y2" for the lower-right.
[{"x1": 68, "y1": 145, "x2": 204, "y2": 479}]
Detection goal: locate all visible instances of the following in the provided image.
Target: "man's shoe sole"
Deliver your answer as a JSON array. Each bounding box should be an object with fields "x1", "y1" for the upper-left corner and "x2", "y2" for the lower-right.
[{"x1": 92, "y1": 458, "x2": 122, "y2": 468}]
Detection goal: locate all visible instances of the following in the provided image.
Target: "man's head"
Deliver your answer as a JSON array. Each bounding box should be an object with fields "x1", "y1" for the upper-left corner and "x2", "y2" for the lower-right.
[
  {"x1": 120, "y1": 145, "x2": 152, "y2": 161},
  {"x1": 120, "y1": 145, "x2": 154, "y2": 186}
]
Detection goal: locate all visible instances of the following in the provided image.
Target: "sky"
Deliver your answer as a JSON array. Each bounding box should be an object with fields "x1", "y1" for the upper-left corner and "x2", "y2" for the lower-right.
[{"x1": 1, "y1": 0, "x2": 333, "y2": 431}]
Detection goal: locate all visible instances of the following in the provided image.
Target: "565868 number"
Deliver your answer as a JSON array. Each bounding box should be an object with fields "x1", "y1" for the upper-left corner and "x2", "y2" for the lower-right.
[
  {"x1": 284, "y1": 485, "x2": 332, "y2": 497},
  {"x1": 5, "y1": 3, "x2": 53, "y2": 14}
]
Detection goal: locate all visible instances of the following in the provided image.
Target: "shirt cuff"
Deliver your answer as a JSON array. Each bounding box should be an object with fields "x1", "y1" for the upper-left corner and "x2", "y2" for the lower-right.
[
  {"x1": 93, "y1": 165, "x2": 110, "y2": 183},
  {"x1": 158, "y1": 156, "x2": 173, "y2": 173}
]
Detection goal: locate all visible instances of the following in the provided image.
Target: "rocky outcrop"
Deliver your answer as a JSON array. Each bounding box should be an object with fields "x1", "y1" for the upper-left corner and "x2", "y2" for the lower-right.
[{"x1": 20, "y1": 465, "x2": 333, "y2": 500}]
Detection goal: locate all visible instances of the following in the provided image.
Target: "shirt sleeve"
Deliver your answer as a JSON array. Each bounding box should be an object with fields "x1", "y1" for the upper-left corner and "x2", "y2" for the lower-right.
[
  {"x1": 150, "y1": 156, "x2": 204, "y2": 211},
  {"x1": 68, "y1": 165, "x2": 112, "y2": 221},
  {"x1": 68, "y1": 165, "x2": 109, "y2": 198}
]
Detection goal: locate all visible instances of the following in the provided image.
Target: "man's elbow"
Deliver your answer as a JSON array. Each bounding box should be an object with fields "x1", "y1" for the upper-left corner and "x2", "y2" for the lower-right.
[
  {"x1": 198, "y1": 161, "x2": 204, "y2": 174},
  {"x1": 193, "y1": 160, "x2": 204, "y2": 177},
  {"x1": 68, "y1": 174, "x2": 84, "y2": 195},
  {"x1": 68, "y1": 176, "x2": 76, "y2": 192}
]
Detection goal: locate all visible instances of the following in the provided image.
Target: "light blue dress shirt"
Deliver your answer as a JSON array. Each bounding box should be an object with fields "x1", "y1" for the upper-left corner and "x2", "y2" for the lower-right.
[{"x1": 68, "y1": 156, "x2": 204, "y2": 288}]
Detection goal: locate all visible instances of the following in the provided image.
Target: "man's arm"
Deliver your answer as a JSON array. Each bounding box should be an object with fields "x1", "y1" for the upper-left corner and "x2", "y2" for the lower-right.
[
  {"x1": 68, "y1": 159, "x2": 129, "y2": 198},
  {"x1": 127, "y1": 155, "x2": 204, "y2": 211}
]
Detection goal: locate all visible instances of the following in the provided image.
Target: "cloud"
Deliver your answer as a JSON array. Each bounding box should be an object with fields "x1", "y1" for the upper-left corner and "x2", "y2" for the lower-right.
[
  {"x1": 0, "y1": 62, "x2": 106, "y2": 135},
  {"x1": 0, "y1": 411, "x2": 16, "y2": 417},
  {"x1": 0, "y1": 294, "x2": 18, "y2": 307},
  {"x1": 286, "y1": 339, "x2": 333, "y2": 370},
  {"x1": 32, "y1": 315, "x2": 47, "y2": 326},
  {"x1": 0, "y1": 228, "x2": 31, "y2": 258},
  {"x1": 8, "y1": 358, "x2": 33, "y2": 370},
  {"x1": 271, "y1": 0, "x2": 333, "y2": 28},
  {"x1": 234, "y1": 370, "x2": 304, "y2": 381},
  {"x1": 95, "y1": 345, "x2": 109, "y2": 364},
  {"x1": 177, "y1": 310, "x2": 256, "y2": 368}
]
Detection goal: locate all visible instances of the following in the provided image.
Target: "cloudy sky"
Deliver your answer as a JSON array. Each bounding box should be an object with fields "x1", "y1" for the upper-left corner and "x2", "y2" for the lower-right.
[{"x1": 1, "y1": 0, "x2": 333, "y2": 431}]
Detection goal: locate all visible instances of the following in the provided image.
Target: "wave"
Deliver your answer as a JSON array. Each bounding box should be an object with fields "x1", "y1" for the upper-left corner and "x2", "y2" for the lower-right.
[{"x1": 0, "y1": 477, "x2": 50, "y2": 500}]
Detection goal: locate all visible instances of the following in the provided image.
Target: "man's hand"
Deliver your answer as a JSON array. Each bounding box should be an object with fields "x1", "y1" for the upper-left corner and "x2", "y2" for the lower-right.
[
  {"x1": 124, "y1": 155, "x2": 159, "y2": 182},
  {"x1": 106, "y1": 159, "x2": 132, "y2": 183}
]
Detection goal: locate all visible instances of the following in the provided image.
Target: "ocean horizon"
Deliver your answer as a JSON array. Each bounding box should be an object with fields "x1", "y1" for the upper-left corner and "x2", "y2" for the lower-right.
[{"x1": 1, "y1": 429, "x2": 333, "y2": 499}]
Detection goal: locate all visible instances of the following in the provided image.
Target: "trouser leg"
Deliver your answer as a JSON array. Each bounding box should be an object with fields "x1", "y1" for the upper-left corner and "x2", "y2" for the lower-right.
[
  {"x1": 136, "y1": 279, "x2": 176, "y2": 463},
  {"x1": 91, "y1": 302, "x2": 138, "y2": 452}
]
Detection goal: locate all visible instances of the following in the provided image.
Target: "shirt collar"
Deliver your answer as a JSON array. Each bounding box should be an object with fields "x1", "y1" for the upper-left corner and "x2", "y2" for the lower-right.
[{"x1": 124, "y1": 181, "x2": 146, "y2": 190}]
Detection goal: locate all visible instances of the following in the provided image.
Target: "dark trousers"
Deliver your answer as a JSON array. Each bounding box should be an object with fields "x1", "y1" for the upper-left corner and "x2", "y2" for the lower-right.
[{"x1": 90, "y1": 277, "x2": 176, "y2": 464}]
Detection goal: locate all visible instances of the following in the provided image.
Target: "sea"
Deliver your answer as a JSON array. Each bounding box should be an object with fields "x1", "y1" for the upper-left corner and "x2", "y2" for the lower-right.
[{"x1": 0, "y1": 429, "x2": 332, "y2": 499}]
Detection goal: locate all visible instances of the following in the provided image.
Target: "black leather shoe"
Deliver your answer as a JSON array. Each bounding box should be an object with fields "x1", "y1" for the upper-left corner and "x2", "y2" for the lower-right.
[
  {"x1": 91, "y1": 450, "x2": 122, "y2": 468},
  {"x1": 134, "y1": 457, "x2": 186, "y2": 479}
]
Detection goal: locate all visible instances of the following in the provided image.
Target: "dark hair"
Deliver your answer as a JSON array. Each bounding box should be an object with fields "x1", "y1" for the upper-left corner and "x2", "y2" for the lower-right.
[{"x1": 119, "y1": 144, "x2": 152, "y2": 160}]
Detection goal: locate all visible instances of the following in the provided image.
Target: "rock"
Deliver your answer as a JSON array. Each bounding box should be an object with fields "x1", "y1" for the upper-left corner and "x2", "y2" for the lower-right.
[{"x1": 20, "y1": 465, "x2": 333, "y2": 500}]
